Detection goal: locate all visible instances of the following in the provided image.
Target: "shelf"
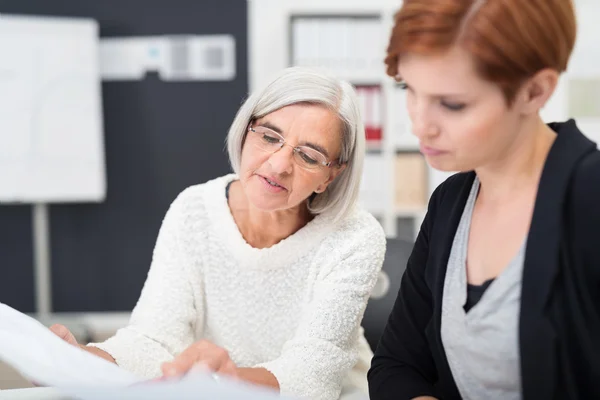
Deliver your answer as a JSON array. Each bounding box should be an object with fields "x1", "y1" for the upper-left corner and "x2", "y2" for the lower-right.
[
  {"x1": 395, "y1": 137, "x2": 420, "y2": 152},
  {"x1": 396, "y1": 145, "x2": 420, "y2": 153},
  {"x1": 250, "y1": 0, "x2": 434, "y2": 240},
  {"x1": 394, "y1": 206, "x2": 426, "y2": 217},
  {"x1": 324, "y1": 70, "x2": 385, "y2": 85},
  {"x1": 368, "y1": 206, "x2": 426, "y2": 218},
  {"x1": 366, "y1": 141, "x2": 383, "y2": 152}
]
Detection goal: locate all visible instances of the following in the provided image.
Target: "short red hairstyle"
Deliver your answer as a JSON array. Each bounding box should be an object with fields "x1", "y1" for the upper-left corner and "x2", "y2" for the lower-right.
[{"x1": 386, "y1": 0, "x2": 577, "y2": 103}]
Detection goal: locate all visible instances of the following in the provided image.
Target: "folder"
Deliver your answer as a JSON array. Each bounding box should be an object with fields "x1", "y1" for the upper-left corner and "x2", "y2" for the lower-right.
[{"x1": 394, "y1": 153, "x2": 428, "y2": 208}]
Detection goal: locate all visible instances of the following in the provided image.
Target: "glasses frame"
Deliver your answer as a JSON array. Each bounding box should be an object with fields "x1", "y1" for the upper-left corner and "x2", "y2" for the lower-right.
[{"x1": 247, "y1": 124, "x2": 342, "y2": 170}]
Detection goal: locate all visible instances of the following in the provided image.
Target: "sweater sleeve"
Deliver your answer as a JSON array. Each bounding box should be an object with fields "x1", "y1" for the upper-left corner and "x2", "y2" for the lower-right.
[
  {"x1": 256, "y1": 215, "x2": 386, "y2": 400},
  {"x1": 368, "y1": 185, "x2": 442, "y2": 400},
  {"x1": 89, "y1": 190, "x2": 201, "y2": 379}
]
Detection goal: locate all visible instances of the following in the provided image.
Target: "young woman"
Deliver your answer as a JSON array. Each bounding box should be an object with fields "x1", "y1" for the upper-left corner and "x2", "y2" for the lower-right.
[
  {"x1": 368, "y1": 1, "x2": 600, "y2": 399},
  {"x1": 51, "y1": 67, "x2": 386, "y2": 400}
]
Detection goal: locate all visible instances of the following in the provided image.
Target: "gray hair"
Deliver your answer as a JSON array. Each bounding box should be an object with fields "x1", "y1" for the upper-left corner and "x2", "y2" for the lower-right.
[{"x1": 226, "y1": 66, "x2": 366, "y2": 222}]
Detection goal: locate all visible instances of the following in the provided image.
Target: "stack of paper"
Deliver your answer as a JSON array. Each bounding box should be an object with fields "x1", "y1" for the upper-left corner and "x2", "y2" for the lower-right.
[
  {"x1": 0, "y1": 303, "x2": 288, "y2": 399},
  {"x1": 0, "y1": 303, "x2": 139, "y2": 388}
]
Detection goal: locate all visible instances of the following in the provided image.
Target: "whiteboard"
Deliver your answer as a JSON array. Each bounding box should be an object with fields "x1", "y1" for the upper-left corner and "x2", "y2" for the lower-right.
[{"x1": 0, "y1": 14, "x2": 106, "y2": 203}]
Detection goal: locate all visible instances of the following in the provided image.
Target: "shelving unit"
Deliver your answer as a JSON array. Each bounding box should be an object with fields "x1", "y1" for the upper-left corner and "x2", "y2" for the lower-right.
[{"x1": 248, "y1": 0, "x2": 454, "y2": 239}]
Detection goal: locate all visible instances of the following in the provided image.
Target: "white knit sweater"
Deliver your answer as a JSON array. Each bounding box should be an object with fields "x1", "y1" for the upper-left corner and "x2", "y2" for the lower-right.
[{"x1": 92, "y1": 174, "x2": 386, "y2": 400}]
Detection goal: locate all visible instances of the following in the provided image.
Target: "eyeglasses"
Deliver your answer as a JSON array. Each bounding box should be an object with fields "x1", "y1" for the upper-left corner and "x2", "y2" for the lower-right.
[{"x1": 247, "y1": 125, "x2": 340, "y2": 171}]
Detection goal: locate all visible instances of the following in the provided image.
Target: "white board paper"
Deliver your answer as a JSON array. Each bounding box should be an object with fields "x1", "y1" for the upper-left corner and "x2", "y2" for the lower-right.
[{"x1": 0, "y1": 14, "x2": 106, "y2": 203}]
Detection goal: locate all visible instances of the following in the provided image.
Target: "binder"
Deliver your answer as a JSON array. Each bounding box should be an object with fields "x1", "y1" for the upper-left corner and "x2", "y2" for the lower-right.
[
  {"x1": 289, "y1": 15, "x2": 382, "y2": 76},
  {"x1": 394, "y1": 153, "x2": 428, "y2": 208},
  {"x1": 358, "y1": 86, "x2": 383, "y2": 144},
  {"x1": 360, "y1": 153, "x2": 386, "y2": 214},
  {"x1": 394, "y1": 85, "x2": 418, "y2": 149}
]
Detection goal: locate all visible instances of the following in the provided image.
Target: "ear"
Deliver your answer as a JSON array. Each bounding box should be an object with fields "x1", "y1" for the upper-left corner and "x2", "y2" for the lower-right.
[
  {"x1": 315, "y1": 164, "x2": 347, "y2": 193},
  {"x1": 517, "y1": 68, "x2": 560, "y2": 116}
]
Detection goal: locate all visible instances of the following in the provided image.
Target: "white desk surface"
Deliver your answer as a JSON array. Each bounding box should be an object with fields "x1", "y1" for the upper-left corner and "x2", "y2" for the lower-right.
[
  {"x1": 0, "y1": 388, "x2": 70, "y2": 400},
  {"x1": 0, "y1": 387, "x2": 370, "y2": 400}
]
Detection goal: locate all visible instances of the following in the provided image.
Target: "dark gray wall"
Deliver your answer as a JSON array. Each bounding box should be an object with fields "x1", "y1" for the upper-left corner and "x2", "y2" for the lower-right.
[{"x1": 0, "y1": 0, "x2": 248, "y2": 312}]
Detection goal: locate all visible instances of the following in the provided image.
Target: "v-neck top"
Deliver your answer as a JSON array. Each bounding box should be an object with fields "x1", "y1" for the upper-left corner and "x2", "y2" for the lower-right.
[
  {"x1": 441, "y1": 177, "x2": 526, "y2": 400},
  {"x1": 464, "y1": 278, "x2": 495, "y2": 312}
]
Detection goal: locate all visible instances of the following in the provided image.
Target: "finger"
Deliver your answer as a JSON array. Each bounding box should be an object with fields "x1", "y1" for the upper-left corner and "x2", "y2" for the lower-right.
[
  {"x1": 217, "y1": 359, "x2": 237, "y2": 378},
  {"x1": 183, "y1": 347, "x2": 228, "y2": 372},
  {"x1": 49, "y1": 324, "x2": 78, "y2": 346},
  {"x1": 161, "y1": 342, "x2": 211, "y2": 377},
  {"x1": 163, "y1": 344, "x2": 230, "y2": 378}
]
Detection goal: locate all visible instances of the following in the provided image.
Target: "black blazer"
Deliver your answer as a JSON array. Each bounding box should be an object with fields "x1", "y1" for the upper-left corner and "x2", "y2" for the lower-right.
[{"x1": 368, "y1": 120, "x2": 600, "y2": 400}]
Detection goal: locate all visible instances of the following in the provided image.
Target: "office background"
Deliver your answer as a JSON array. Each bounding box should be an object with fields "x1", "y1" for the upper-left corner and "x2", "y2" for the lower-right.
[
  {"x1": 0, "y1": 0, "x2": 247, "y2": 313},
  {"x1": 0, "y1": 0, "x2": 598, "y2": 391}
]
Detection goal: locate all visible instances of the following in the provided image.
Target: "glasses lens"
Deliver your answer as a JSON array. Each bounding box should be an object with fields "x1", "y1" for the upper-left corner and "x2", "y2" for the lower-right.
[
  {"x1": 294, "y1": 147, "x2": 326, "y2": 170},
  {"x1": 251, "y1": 127, "x2": 283, "y2": 151},
  {"x1": 250, "y1": 126, "x2": 330, "y2": 170}
]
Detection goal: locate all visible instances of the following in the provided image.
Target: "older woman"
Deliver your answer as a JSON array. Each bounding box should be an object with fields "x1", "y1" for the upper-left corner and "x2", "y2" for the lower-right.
[{"x1": 51, "y1": 67, "x2": 386, "y2": 400}]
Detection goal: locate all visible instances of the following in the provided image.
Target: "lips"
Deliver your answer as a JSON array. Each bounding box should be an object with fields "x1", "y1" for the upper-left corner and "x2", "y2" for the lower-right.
[
  {"x1": 259, "y1": 174, "x2": 287, "y2": 190},
  {"x1": 420, "y1": 144, "x2": 447, "y2": 156}
]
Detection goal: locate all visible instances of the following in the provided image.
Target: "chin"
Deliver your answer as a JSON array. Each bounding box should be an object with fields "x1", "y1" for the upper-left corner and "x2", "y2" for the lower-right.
[
  {"x1": 245, "y1": 189, "x2": 286, "y2": 212},
  {"x1": 425, "y1": 157, "x2": 456, "y2": 172},
  {"x1": 425, "y1": 154, "x2": 471, "y2": 173}
]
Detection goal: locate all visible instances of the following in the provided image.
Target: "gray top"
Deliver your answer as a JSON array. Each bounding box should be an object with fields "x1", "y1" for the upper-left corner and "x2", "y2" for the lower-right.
[{"x1": 441, "y1": 177, "x2": 525, "y2": 400}]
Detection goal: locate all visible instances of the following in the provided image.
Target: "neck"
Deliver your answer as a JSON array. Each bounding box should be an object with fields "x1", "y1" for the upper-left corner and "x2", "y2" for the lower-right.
[
  {"x1": 247, "y1": 204, "x2": 311, "y2": 248},
  {"x1": 475, "y1": 116, "x2": 557, "y2": 202},
  {"x1": 231, "y1": 182, "x2": 312, "y2": 248}
]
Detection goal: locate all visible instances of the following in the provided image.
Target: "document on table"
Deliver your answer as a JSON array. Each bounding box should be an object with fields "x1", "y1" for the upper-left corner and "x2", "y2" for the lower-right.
[
  {"x1": 0, "y1": 303, "x2": 288, "y2": 399},
  {"x1": 0, "y1": 303, "x2": 140, "y2": 387},
  {"x1": 63, "y1": 376, "x2": 286, "y2": 400}
]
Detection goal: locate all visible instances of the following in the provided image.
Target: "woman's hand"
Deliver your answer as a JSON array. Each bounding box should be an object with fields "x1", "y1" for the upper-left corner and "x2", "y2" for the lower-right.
[
  {"x1": 49, "y1": 324, "x2": 79, "y2": 346},
  {"x1": 31, "y1": 324, "x2": 83, "y2": 387},
  {"x1": 49, "y1": 324, "x2": 116, "y2": 364},
  {"x1": 161, "y1": 340, "x2": 239, "y2": 380}
]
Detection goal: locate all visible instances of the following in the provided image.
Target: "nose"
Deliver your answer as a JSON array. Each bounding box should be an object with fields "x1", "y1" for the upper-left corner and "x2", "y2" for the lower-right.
[
  {"x1": 267, "y1": 144, "x2": 294, "y2": 175},
  {"x1": 408, "y1": 99, "x2": 439, "y2": 141}
]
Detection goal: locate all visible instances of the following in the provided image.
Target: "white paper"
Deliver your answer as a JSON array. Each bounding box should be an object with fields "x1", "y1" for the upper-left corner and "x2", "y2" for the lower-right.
[
  {"x1": 63, "y1": 375, "x2": 286, "y2": 400},
  {"x1": 0, "y1": 303, "x2": 290, "y2": 400},
  {"x1": 0, "y1": 303, "x2": 140, "y2": 387},
  {"x1": 0, "y1": 387, "x2": 67, "y2": 400}
]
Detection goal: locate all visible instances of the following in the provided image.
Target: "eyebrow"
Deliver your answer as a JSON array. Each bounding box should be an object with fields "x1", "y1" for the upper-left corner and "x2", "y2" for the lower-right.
[
  {"x1": 259, "y1": 121, "x2": 283, "y2": 134},
  {"x1": 402, "y1": 81, "x2": 469, "y2": 98},
  {"x1": 257, "y1": 121, "x2": 331, "y2": 158}
]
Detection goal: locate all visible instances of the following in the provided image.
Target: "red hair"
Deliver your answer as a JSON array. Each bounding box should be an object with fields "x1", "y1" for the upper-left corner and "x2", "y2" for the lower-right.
[{"x1": 386, "y1": 0, "x2": 577, "y2": 102}]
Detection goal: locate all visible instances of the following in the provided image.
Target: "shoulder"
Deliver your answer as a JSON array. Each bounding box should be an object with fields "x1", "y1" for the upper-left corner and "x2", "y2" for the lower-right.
[
  {"x1": 163, "y1": 174, "x2": 235, "y2": 225},
  {"x1": 311, "y1": 208, "x2": 387, "y2": 286},
  {"x1": 432, "y1": 172, "x2": 472, "y2": 202},
  {"x1": 572, "y1": 148, "x2": 600, "y2": 195},
  {"x1": 567, "y1": 149, "x2": 600, "y2": 277},
  {"x1": 334, "y1": 207, "x2": 386, "y2": 245},
  {"x1": 339, "y1": 207, "x2": 385, "y2": 236},
  {"x1": 169, "y1": 174, "x2": 234, "y2": 211},
  {"x1": 318, "y1": 207, "x2": 387, "y2": 263},
  {"x1": 425, "y1": 171, "x2": 474, "y2": 219},
  {"x1": 570, "y1": 149, "x2": 600, "y2": 222}
]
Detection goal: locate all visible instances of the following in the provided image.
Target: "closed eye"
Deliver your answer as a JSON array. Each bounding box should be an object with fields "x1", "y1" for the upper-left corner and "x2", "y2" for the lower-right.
[
  {"x1": 441, "y1": 101, "x2": 466, "y2": 111},
  {"x1": 298, "y1": 151, "x2": 319, "y2": 165},
  {"x1": 262, "y1": 134, "x2": 282, "y2": 144}
]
